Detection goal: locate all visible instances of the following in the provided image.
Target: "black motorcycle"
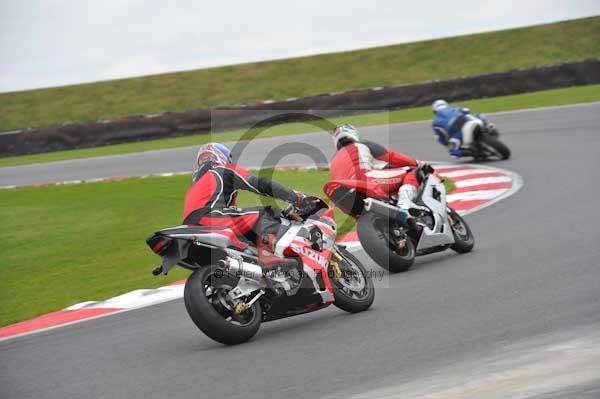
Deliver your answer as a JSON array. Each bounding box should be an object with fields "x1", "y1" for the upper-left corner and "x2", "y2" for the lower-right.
[{"x1": 462, "y1": 123, "x2": 511, "y2": 161}]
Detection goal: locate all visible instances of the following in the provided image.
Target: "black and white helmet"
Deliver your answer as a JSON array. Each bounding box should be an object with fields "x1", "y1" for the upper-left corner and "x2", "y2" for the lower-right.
[{"x1": 332, "y1": 124, "x2": 360, "y2": 150}]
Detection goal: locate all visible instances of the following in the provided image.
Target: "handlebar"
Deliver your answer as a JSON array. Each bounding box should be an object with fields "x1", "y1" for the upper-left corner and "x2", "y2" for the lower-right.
[
  {"x1": 282, "y1": 205, "x2": 304, "y2": 222},
  {"x1": 282, "y1": 195, "x2": 328, "y2": 221}
]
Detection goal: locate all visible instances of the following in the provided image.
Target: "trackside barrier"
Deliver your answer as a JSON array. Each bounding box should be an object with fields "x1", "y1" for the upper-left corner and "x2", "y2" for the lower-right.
[{"x1": 1, "y1": 58, "x2": 599, "y2": 156}]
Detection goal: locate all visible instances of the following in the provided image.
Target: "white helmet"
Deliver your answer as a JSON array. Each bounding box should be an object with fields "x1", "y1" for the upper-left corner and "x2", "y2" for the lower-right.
[
  {"x1": 432, "y1": 99, "x2": 449, "y2": 113},
  {"x1": 333, "y1": 124, "x2": 360, "y2": 150}
]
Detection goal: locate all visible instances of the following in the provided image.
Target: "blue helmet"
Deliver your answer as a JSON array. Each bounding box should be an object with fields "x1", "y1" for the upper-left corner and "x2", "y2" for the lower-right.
[{"x1": 196, "y1": 143, "x2": 232, "y2": 166}]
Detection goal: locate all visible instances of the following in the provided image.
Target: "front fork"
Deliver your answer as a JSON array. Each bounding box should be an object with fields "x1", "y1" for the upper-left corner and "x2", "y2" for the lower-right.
[
  {"x1": 329, "y1": 250, "x2": 344, "y2": 281},
  {"x1": 447, "y1": 207, "x2": 460, "y2": 228}
]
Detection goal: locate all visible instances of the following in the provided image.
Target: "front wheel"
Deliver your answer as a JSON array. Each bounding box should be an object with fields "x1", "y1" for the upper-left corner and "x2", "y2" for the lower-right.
[
  {"x1": 184, "y1": 267, "x2": 262, "y2": 345},
  {"x1": 332, "y1": 248, "x2": 374, "y2": 313},
  {"x1": 448, "y1": 208, "x2": 475, "y2": 253},
  {"x1": 357, "y1": 211, "x2": 416, "y2": 273},
  {"x1": 479, "y1": 134, "x2": 511, "y2": 160}
]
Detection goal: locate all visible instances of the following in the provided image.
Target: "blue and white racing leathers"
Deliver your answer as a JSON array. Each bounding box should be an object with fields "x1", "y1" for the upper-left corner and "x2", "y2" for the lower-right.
[{"x1": 432, "y1": 107, "x2": 487, "y2": 157}]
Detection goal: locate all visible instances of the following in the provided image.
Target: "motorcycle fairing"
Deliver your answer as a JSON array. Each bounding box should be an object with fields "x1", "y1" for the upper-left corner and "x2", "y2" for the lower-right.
[
  {"x1": 415, "y1": 175, "x2": 455, "y2": 251},
  {"x1": 306, "y1": 211, "x2": 337, "y2": 250},
  {"x1": 289, "y1": 240, "x2": 335, "y2": 304}
]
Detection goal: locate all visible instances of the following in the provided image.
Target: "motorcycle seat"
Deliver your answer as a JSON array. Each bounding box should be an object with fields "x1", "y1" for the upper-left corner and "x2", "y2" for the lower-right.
[{"x1": 158, "y1": 225, "x2": 249, "y2": 250}]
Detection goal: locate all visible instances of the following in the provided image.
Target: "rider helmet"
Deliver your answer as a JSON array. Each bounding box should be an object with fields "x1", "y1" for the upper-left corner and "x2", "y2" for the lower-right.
[
  {"x1": 432, "y1": 99, "x2": 449, "y2": 113},
  {"x1": 332, "y1": 124, "x2": 360, "y2": 150},
  {"x1": 195, "y1": 143, "x2": 232, "y2": 167}
]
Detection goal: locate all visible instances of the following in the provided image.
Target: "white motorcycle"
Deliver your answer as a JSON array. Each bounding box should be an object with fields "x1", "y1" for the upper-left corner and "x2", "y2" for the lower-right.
[{"x1": 327, "y1": 166, "x2": 475, "y2": 273}]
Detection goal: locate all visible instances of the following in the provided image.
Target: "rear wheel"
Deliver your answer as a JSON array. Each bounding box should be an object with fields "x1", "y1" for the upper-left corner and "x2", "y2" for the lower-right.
[
  {"x1": 331, "y1": 248, "x2": 375, "y2": 313},
  {"x1": 357, "y1": 211, "x2": 415, "y2": 273},
  {"x1": 184, "y1": 267, "x2": 261, "y2": 345},
  {"x1": 448, "y1": 208, "x2": 475, "y2": 253},
  {"x1": 479, "y1": 134, "x2": 511, "y2": 160}
]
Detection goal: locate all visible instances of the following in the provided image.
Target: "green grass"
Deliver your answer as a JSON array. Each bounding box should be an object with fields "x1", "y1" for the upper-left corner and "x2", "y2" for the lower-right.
[
  {"x1": 1, "y1": 16, "x2": 599, "y2": 131},
  {"x1": 0, "y1": 170, "x2": 335, "y2": 326},
  {"x1": 0, "y1": 168, "x2": 453, "y2": 326},
  {"x1": 2, "y1": 84, "x2": 600, "y2": 168}
]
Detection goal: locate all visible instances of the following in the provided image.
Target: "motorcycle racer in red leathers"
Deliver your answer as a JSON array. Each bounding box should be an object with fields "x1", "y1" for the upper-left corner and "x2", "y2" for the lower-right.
[
  {"x1": 329, "y1": 124, "x2": 430, "y2": 224},
  {"x1": 183, "y1": 143, "x2": 309, "y2": 275}
]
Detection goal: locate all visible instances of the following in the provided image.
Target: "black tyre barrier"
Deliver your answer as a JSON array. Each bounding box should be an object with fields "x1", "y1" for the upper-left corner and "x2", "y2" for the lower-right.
[{"x1": 1, "y1": 58, "x2": 598, "y2": 156}]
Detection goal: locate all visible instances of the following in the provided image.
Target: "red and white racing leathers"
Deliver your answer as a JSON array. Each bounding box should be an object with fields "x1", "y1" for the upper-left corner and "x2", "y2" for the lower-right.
[
  {"x1": 328, "y1": 140, "x2": 419, "y2": 216},
  {"x1": 330, "y1": 140, "x2": 419, "y2": 189}
]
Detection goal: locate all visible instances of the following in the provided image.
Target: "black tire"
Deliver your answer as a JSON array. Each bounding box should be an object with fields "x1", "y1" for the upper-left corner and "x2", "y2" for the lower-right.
[
  {"x1": 487, "y1": 127, "x2": 500, "y2": 137},
  {"x1": 184, "y1": 267, "x2": 261, "y2": 345},
  {"x1": 357, "y1": 211, "x2": 415, "y2": 273},
  {"x1": 332, "y1": 248, "x2": 375, "y2": 313},
  {"x1": 448, "y1": 208, "x2": 475, "y2": 254},
  {"x1": 479, "y1": 134, "x2": 511, "y2": 160}
]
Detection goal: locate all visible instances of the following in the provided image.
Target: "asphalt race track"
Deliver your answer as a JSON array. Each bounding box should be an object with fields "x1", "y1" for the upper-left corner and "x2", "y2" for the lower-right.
[
  {"x1": 2, "y1": 103, "x2": 599, "y2": 187},
  {"x1": 1, "y1": 103, "x2": 600, "y2": 398}
]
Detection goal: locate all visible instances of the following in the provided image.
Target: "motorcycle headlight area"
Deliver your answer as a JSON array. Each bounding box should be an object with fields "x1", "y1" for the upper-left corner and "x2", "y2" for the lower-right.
[{"x1": 299, "y1": 225, "x2": 324, "y2": 251}]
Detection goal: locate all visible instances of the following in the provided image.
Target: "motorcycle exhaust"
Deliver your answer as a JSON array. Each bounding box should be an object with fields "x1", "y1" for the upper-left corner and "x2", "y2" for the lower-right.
[
  {"x1": 364, "y1": 198, "x2": 403, "y2": 220},
  {"x1": 219, "y1": 256, "x2": 264, "y2": 282}
]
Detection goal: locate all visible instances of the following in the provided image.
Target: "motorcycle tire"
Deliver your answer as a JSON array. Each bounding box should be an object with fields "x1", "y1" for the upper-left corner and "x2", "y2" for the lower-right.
[
  {"x1": 448, "y1": 208, "x2": 475, "y2": 254},
  {"x1": 332, "y1": 248, "x2": 375, "y2": 313},
  {"x1": 357, "y1": 211, "x2": 415, "y2": 273},
  {"x1": 184, "y1": 266, "x2": 261, "y2": 345},
  {"x1": 479, "y1": 134, "x2": 511, "y2": 160}
]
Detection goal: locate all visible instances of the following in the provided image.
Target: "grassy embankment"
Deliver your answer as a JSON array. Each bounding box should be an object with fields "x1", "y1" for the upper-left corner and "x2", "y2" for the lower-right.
[{"x1": 2, "y1": 16, "x2": 598, "y2": 130}]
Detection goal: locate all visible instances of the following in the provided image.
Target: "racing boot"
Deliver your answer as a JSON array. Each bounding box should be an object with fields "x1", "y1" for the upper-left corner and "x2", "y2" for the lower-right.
[
  {"x1": 396, "y1": 184, "x2": 422, "y2": 235},
  {"x1": 397, "y1": 184, "x2": 421, "y2": 213},
  {"x1": 257, "y1": 234, "x2": 302, "y2": 296}
]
